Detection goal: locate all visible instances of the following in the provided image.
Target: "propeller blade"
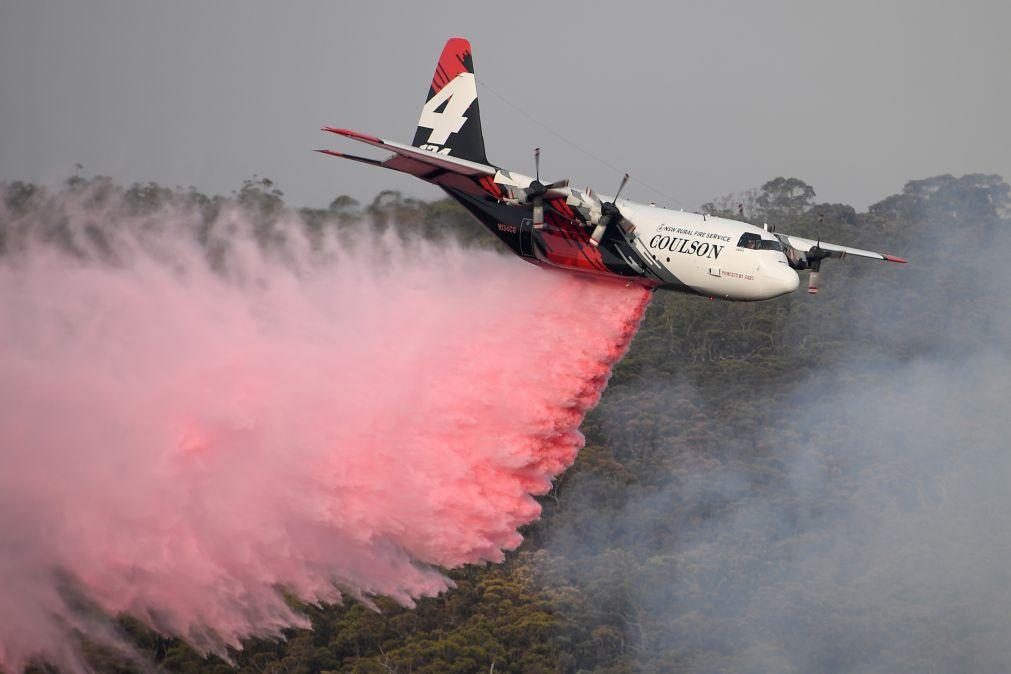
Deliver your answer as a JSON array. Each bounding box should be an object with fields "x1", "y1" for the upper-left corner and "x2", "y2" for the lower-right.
[
  {"x1": 514, "y1": 149, "x2": 567, "y2": 205},
  {"x1": 584, "y1": 173, "x2": 630, "y2": 246},
  {"x1": 807, "y1": 256, "x2": 823, "y2": 294},
  {"x1": 590, "y1": 205, "x2": 619, "y2": 246},
  {"x1": 533, "y1": 197, "x2": 545, "y2": 229},
  {"x1": 613, "y1": 173, "x2": 630, "y2": 202}
]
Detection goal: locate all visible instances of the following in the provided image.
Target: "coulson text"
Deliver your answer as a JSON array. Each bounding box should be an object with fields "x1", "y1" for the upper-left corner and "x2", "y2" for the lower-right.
[{"x1": 648, "y1": 235, "x2": 724, "y2": 260}]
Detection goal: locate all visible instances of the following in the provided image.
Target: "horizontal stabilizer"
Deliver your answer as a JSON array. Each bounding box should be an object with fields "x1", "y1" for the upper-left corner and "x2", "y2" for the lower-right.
[
  {"x1": 321, "y1": 127, "x2": 496, "y2": 177},
  {"x1": 314, "y1": 149, "x2": 385, "y2": 168}
]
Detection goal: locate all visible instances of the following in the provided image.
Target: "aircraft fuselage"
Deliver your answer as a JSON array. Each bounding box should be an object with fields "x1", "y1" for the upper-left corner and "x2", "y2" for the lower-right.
[{"x1": 448, "y1": 175, "x2": 800, "y2": 302}]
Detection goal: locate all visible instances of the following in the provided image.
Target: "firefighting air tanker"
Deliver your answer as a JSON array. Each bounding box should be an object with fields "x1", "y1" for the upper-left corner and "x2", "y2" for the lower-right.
[{"x1": 318, "y1": 38, "x2": 906, "y2": 300}]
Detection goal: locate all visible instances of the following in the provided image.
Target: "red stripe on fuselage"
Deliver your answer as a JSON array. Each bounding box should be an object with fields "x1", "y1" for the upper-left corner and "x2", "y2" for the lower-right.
[
  {"x1": 539, "y1": 211, "x2": 609, "y2": 273},
  {"x1": 550, "y1": 197, "x2": 575, "y2": 219},
  {"x1": 479, "y1": 175, "x2": 503, "y2": 199}
]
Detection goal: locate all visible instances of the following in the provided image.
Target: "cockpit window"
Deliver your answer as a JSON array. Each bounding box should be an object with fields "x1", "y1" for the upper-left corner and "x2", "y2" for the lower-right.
[
  {"x1": 737, "y1": 233, "x2": 783, "y2": 252},
  {"x1": 737, "y1": 233, "x2": 762, "y2": 249}
]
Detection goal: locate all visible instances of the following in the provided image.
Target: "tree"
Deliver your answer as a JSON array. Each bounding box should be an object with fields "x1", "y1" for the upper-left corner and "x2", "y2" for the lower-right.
[
  {"x1": 869, "y1": 173, "x2": 1010, "y2": 227},
  {"x1": 328, "y1": 194, "x2": 361, "y2": 217},
  {"x1": 754, "y1": 177, "x2": 816, "y2": 224}
]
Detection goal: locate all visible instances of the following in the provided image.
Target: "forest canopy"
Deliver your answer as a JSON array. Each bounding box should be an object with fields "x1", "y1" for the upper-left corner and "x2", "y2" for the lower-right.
[{"x1": 3, "y1": 171, "x2": 1009, "y2": 674}]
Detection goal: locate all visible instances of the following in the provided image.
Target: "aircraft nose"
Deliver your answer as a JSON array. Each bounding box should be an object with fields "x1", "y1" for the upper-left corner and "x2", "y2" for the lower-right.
[{"x1": 767, "y1": 264, "x2": 800, "y2": 296}]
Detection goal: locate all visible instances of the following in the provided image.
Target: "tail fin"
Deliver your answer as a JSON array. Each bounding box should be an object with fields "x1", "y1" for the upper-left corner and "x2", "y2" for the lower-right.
[{"x1": 411, "y1": 37, "x2": 489, "y2": 165}]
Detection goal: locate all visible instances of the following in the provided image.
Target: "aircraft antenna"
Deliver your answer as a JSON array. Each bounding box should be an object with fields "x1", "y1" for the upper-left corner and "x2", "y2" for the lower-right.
[{"x1": 475, "y1": 76, "x2": 691, "y2": 210}]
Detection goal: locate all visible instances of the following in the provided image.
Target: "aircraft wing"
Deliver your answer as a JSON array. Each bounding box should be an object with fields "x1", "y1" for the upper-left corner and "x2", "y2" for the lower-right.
[
  {"x1": 317, "y1": 127, "x2": 497, "y2": 179},
  {"x1": 774, "y1": 233, "x2": 907, "y2": 263}
]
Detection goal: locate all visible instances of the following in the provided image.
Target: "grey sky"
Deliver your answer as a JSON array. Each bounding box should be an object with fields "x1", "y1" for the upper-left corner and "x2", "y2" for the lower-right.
[{"x1": 2, "y1": 1, "x2": 1009, "y2": 211}]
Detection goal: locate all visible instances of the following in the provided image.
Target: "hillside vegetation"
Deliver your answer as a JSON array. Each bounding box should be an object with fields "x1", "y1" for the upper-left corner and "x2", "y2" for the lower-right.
[{"x1": 5, "y1": 172, "x2": 1009, "y2": 674}]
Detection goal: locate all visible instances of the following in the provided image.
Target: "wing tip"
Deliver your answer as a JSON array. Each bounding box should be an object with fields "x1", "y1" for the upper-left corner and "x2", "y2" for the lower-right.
[
  {"x1": 883, "y1": 254, "x2": 908, "y2": 264},
  {"x1": 322, "y1": 127, "x2": 383, "y2": 144}
]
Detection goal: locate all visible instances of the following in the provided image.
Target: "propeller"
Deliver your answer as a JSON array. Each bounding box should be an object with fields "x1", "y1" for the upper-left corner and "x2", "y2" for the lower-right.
[
  {"x1": 588, "y1": 173, "x2": 630, "y2": 247},
  {"x1": 516, "y1": 148, "x2": 569, "y2": 228},
  {"x1": 807, "y1": 215, "x2": 827, "y2": 294},
  {"x1": 805, "y1": 236, "x2": 834, "y2": 295},
  {"x1": 808, "y1": 252, "x2": 823, "y2": 294}
]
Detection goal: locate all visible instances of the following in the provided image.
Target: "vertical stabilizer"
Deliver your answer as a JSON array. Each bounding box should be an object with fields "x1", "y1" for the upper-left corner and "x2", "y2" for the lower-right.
[{"x1": 411, "y1": 37, "x2": 489, "y2": 165}]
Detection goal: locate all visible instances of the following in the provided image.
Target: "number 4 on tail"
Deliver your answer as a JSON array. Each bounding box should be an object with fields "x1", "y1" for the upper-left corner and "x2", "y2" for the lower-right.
[{"x1": 417, "y1": 73, "x2": 477, "y2": 145}]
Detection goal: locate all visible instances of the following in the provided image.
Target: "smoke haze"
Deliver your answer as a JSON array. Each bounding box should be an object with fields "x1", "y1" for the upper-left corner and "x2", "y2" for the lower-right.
[
  {"x1": 0, "y1": 181, "x2": 649, "y2": 671},
  {"x1": 541, "y1": 174, "x2": 1011, "y2": 672}
]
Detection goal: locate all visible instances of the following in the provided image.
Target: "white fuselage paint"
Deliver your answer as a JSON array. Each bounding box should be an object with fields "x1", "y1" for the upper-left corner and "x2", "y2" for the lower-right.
[
  {"x1": 619, "y1": 202, "x2": 800, "y2": 301},
  {"x1": 495, "y1": 171, "x2": 799, "y2": 301}
]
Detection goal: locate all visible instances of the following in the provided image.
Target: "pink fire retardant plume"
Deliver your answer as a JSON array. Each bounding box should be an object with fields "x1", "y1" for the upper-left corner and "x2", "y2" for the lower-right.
[{"x1": 0, "y1": 192, "x2": 650, "y2": 671}]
